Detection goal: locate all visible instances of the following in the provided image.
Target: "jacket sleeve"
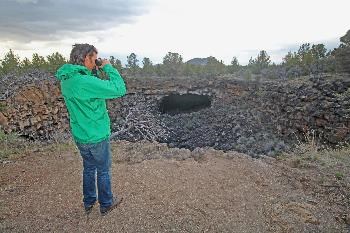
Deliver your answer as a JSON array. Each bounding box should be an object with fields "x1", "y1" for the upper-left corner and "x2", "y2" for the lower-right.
[{"x1": 77, "y1": 64, "x2": 127, "y2": 99}]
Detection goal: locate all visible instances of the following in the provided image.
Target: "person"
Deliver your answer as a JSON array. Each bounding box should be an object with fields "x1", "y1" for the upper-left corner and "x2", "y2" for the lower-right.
[{"x1": 55, "y1": 43, "x2": 126, "y2": 216}]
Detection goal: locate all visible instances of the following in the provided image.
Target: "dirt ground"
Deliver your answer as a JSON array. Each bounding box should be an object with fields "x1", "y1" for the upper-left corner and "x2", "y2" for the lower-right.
[{"x1": 0, "y1": 140, "x2": 349, "y2": 233}]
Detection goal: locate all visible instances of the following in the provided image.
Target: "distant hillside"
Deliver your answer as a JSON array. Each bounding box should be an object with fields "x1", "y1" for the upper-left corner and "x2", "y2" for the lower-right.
[{"x1": 186, "y1": 57, "x2": 209, "y2": 66}]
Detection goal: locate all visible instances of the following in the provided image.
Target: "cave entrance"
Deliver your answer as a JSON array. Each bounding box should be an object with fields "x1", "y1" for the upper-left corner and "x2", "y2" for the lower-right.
[{"x1": 159, "y1": 94, "x2": 212, "y2": 115}]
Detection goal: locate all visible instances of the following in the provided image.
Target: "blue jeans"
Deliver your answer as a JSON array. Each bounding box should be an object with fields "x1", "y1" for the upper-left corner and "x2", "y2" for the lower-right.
[{"x1": 76, "y1": 138, "x2": 113, "y2": 209}]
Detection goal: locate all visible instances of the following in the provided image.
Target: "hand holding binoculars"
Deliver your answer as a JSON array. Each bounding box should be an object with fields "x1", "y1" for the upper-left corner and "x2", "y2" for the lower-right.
[
  {"x1": 95, "y1": 58, "x2": 103, "y2": 67},
  {"x1": 95, "y1": 58, "x2": 111, "y2": 68}
]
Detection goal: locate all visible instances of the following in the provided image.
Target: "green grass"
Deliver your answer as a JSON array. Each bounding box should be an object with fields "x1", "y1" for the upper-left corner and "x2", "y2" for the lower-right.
[
  {"x1": 0, "y1": 129, "x2": 79, "y2": 161},
  {"x1": 45, "y1": 139, "x2": 78, "y2": 155},
  {"x1": 0, "y1": 129, "x2": 24, "y2": 160},
  {"x1": 335, "y1": 172, "x2": 344, "y2": 180},
  {"x1": 0, "y1": 124, "x2": 81, "y2": 159},
  {"x1": 0, "y1": 102, "x2": 7, "y2": 112}
]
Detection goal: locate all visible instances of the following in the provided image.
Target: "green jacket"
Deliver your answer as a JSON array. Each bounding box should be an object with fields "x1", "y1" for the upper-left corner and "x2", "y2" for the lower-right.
[{"x1": 55, "y1": 64, "x2": 126, "y2": 144}]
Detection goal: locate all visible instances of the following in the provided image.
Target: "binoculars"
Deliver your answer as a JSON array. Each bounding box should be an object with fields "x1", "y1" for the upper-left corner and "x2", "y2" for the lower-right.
[{"x1": 95, "y1": 58, "x2": 103, "y2": 67}]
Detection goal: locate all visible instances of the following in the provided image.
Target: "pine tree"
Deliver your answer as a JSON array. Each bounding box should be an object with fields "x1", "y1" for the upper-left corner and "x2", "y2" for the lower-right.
[
  {"x1": 142, "y1": 57, "x2": 154, "y2": 76},
  {"x1": 126, "y1": 53, "x2": 139, "y2": 76},
  {"x1": 31, "y1": 53, "x2": 47, "y2": 70},
  {"x1": 0, "y1": 49, "x2": 20, "y2": 75},
  {"x1": 335, "y1": 30, "x2": 350, "y2": 73},
  {"x1": 46, "y1": 52, "x2": 66, "y2": 72},
  {"x1": 228, "y1": 57, "x2": 240, "y2": 73},
  {"x1": 162, "y1": 52, "x2": 183, "y2": 76},
  {"x1": 109, "y1": 56, "x2": 123, "y2": 71}
]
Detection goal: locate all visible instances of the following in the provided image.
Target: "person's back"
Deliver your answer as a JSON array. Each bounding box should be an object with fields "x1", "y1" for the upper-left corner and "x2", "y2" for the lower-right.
[{"x1": 55, "y1": 43, "x2": 126, "y2": 216}]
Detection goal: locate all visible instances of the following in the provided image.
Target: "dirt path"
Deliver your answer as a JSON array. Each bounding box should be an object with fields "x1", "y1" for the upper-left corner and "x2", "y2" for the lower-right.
[{"x1": 0, "y1": 141, "x2": 349, "y2": 232}]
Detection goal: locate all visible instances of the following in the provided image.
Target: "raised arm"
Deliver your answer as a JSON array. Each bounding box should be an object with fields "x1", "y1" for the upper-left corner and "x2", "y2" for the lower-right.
[{"x1": 78, "y1": 64, "x2": 127, "y2": 99}]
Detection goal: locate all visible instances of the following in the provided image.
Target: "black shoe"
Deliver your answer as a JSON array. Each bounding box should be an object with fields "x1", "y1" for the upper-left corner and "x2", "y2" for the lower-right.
[
  {"x1": 100, "y1": 197, "x2": 123, "y2": 216},
  {"x1": 85, "y1": 201, "x2": 97, "y2": 215}
]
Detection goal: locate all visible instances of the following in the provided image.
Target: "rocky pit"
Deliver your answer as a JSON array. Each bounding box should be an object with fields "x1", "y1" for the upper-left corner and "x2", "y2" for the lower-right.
[{"x1": 0, "y1": 72, "x2": 350, "y2": 157}]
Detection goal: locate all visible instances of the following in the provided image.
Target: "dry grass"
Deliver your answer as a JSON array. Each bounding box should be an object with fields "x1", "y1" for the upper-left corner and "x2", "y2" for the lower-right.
[
  {"x1": 280, "y1": 130, "x2": 350, "y2": 169},
  {"x1": 0, "y1": 129, "x2": 69, "y2": 161},
  {"x1": 0, "y1": 130, "x2": 28, "y2": 161}
]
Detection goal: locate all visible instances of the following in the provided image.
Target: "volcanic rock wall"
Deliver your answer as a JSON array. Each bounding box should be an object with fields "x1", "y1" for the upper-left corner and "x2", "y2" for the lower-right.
[
  {"x1": 0, "y1": 79, "x2": 69, "y2": 140},
  {"x1": 110, "y1": 75, "x2": 350, "y2": 156},
  {"x1": 247, "y1": 76, "x2": 350, "y2": 144},
  {"x1": 0, "y1": 71, "x2": 69, "y2": 141},
  {"x1": 0, "y1": 72, "x2": 349, "y2": 155}
]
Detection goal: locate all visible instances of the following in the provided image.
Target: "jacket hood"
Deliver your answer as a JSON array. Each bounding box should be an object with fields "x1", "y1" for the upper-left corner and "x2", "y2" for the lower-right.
[{"x1": 55, "y1": 64, "x2": 91, "y2": 81}]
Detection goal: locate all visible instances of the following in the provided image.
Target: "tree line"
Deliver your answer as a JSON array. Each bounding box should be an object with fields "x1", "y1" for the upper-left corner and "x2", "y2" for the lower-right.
[{"x1": 1, "y1": 30, "x2": 349, "y2": 79}]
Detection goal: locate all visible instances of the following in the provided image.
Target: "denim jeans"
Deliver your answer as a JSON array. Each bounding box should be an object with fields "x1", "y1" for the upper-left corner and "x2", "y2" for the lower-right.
[{"x1": 76, "y1": 138, "x2": 113, "y2": 209}]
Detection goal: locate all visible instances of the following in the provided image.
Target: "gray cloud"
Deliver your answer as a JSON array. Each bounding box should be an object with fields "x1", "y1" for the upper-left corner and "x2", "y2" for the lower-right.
[{"x1": 0, "y1": 0, "x2": 152, "y2": 42}]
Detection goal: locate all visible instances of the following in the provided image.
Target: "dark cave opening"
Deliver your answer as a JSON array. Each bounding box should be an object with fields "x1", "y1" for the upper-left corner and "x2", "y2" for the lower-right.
[{"x1": 159, "y1": 94, "x2": 212, "y2": 115}]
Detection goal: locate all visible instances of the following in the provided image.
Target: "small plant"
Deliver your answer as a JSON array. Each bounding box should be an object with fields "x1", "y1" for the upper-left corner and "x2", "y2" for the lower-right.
[
  {"x1": 335, "y1": 172, "x2": 344, "y2": 180},
  {"x1": 0, "y1": 129, "x2": 30, "y2": 160},
  {"x1": 0, "y1": 129, "x2": 6, "y2": 140},
  {"x1": 0, "y1": 102, "x2": 7, "y2": 112},
  {"x1": 0, "y1": 129, "x2": 18, "y2": 142},
  {"x1": 292, "y1": 129, "x2": 322, "y2": 157}
]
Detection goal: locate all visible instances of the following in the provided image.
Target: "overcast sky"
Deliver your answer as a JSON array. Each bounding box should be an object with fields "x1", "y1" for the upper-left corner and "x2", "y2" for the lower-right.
[{"x1": 0, "y1": 0, "x2": 349, "y2": 65}]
